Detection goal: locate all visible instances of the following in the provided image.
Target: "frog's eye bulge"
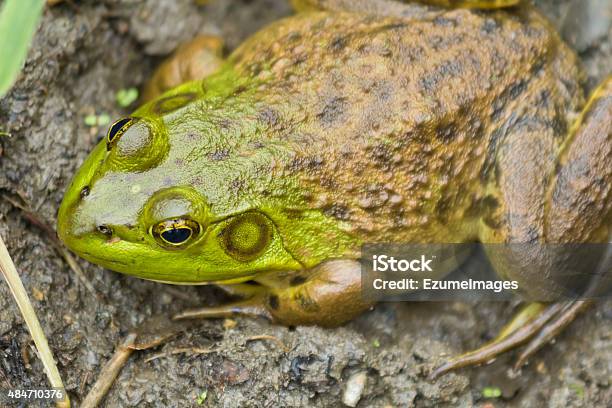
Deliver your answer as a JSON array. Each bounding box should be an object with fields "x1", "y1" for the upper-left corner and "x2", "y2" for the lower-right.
[
  {"x1": 220, "y1": 212, "x2": 273, "y2": 261},
  {"x1": 143, "y1": 186, "x2": 210, "y2": 248},
  {"x1": 105, "y1": 116, "x2": 170, "y2": 172},
  {"x1": 114, "y1": 120, "x2": 152, "y2": 156},
  {"x1": 152, "y1": 218, "x2": 201, "y2": 247},
  {"x1": 106, "y1": 117, "x2": 133, "y2": 147}
]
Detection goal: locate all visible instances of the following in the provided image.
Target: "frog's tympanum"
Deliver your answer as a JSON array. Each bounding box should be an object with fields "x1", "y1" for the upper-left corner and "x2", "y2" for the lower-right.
[{"x1": 57, "y1": 0, "x2": 611, "y2": 376}]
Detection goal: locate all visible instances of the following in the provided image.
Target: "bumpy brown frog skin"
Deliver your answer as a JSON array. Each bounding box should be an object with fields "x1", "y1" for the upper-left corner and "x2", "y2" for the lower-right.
[
  {"x1": 224, "y1": 3, "x2": 607, "y2": 295},
  {"x1": 64, "y1": 0, "x2": 612, "y2": 374},
  {"x1": 153, "y1": 0, "x2": 610, "y2": 371}
]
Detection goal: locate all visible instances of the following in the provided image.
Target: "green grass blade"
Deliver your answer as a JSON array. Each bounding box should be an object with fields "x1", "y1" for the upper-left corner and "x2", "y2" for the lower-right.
[{"x1": 0, "y1": 0, "x2": 45, "y2": 98}]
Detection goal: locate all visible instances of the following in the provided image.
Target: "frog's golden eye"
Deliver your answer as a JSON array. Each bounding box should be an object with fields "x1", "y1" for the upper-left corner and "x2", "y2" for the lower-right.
[
  {"x1": 221, "y1": 212, "x2": 272, "y2": 261},
  {"x1": 152, "y1": 218, "x2": 200, "y2": 247},
  {"x1": 106, "y1": 117, "x2": 133, "y2": 146}
]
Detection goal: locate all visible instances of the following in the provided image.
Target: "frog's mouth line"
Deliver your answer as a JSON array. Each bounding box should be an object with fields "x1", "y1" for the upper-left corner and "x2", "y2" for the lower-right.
[{"x1": 80, "y1": 250, "x2": 129, "y2": 267}]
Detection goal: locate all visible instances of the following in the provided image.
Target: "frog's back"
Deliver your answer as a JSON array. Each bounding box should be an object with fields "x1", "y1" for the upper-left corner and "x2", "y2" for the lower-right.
[{"x1": 229, "y1": 7, "x2": 585, "y2": 242}]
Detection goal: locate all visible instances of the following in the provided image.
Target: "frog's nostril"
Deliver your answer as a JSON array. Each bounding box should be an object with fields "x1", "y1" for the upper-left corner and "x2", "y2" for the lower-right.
[
  {"x1": 80, "y1": 186, "x2": 90, "y2": 199},
  {"x1": 97, "y1": 224, "x2": 112, "y2": 236}
]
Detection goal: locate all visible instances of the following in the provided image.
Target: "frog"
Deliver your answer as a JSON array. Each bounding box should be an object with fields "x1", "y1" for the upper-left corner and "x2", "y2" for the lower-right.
[{"x1": 57, "y1": 0, "x2": 612, "y2": 377}]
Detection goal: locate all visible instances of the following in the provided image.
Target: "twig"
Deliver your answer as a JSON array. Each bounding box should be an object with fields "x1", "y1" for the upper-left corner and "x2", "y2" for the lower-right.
[
  {"x1": 144, "y1": 346, "x2": 214, "y2": 363},
  {"x1": 79, "y1": 333, "x2": 137, "y2": 408},
  {"x1": 78, "y1": 371, "x2": 90, "y2": 396},
  {"x1": 0, "y1": 233, "x2": 70, "y2": 408},
  {"x1": 245, "y1": 335, "x2": 290, "y2": 352},
  {"x1": 81, "y1": 316, "x2": 190, "y2": 406}
]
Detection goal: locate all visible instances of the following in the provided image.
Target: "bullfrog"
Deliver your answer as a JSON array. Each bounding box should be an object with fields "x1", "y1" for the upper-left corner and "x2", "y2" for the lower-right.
[{"x1": 57, "y1": 0, "x2": 612, "y2": 376}]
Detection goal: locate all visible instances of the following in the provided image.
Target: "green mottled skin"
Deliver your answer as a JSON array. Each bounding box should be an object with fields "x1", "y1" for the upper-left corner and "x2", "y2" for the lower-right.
[{"x1": 58, "y1": 0, "x2": 611, "y2": 321}]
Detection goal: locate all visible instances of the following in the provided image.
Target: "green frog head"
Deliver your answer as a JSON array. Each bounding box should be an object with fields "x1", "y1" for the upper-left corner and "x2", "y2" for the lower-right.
[{"x1": 57, "y1": 73, "x2": 357, "y2": 284}]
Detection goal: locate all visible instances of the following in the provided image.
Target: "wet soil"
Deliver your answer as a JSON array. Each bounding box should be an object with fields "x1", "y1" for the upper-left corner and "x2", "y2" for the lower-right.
[{"x1": 0, "y1": 0, "x2": 610, "y2": 407}]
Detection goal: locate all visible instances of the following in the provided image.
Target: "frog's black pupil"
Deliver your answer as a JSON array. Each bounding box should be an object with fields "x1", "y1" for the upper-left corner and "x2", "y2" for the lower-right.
[
  {"x1": 161, "y1": 227, "x2": 192, "y2": 244},
  {"x1": 108, "y1": 118, "x2": 132, "y2": 142}
]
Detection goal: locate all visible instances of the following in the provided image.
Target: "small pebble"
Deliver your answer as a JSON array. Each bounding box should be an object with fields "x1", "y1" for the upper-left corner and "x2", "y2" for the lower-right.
[{"x1": 342, "y1": 371, "x2": 367, "y2": 407}]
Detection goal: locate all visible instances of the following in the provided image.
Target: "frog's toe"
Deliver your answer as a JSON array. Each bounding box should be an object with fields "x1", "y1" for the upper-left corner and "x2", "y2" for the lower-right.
[
  {"x1": 173, "y1": 283, "x2": 271, "y2": 321},
  {"x1": 513, "y1": 300, "x2": 592, "y2": 370},
  {"x1": 430, "y1": 301, "x2": 592, "y2": 379},
  {"x1": 173, "y1": 296, "x2": 272, "y2": 321}
]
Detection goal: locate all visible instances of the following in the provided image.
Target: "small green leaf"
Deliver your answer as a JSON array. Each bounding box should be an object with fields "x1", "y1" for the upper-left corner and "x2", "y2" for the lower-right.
[
  {"x1": 0, "y1": 0, "x2": 46, "y2": 98},
  {"x1": 84, "y1": 113, "x2": 111, "y2": 127},
  {"x1": 372, "y1": 339, "x2": 380, "y2": 348},
  {"x1": 482, "y1": 386, "x2": 502, "y2": 399},
  {"x1": 84, "y1": 115, "x2": 98, "y2": 127},
  {"x1": 97, "y1": 113, "x2": 111, "y2": 126},
  {"x1": 0, "y1": 131, "x2": 11, "y2": 137},
  {"x1": 116, "y1": 87, "x2": 139, "y2": 107},
  {"x1": 196, "y1": 390, "x2": 208, "y2": 405},
  {"x1": 569, "y1": 383, "x2": 585, "y2": 398}
]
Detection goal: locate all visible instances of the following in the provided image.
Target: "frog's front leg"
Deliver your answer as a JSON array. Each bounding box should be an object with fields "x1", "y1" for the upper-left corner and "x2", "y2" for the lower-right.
[
  {"x1": 141, "y1": 35, "x2": 224, "y2": 102},
  {"x1": 435, "y1": 77, "x2": 612, "y2": 376},
  {"x1": 174, "y1": 260, "x2": 374, "y2": 327}
]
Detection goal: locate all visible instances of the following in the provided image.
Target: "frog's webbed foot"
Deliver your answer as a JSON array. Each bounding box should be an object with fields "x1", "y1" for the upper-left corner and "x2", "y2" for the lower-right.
[
  {"x1": 142, "y1": 35, "x2": 225, "y2": 102},
  {"x1": 430, "y1": 300, "x2": 593, "y2": 379}
]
